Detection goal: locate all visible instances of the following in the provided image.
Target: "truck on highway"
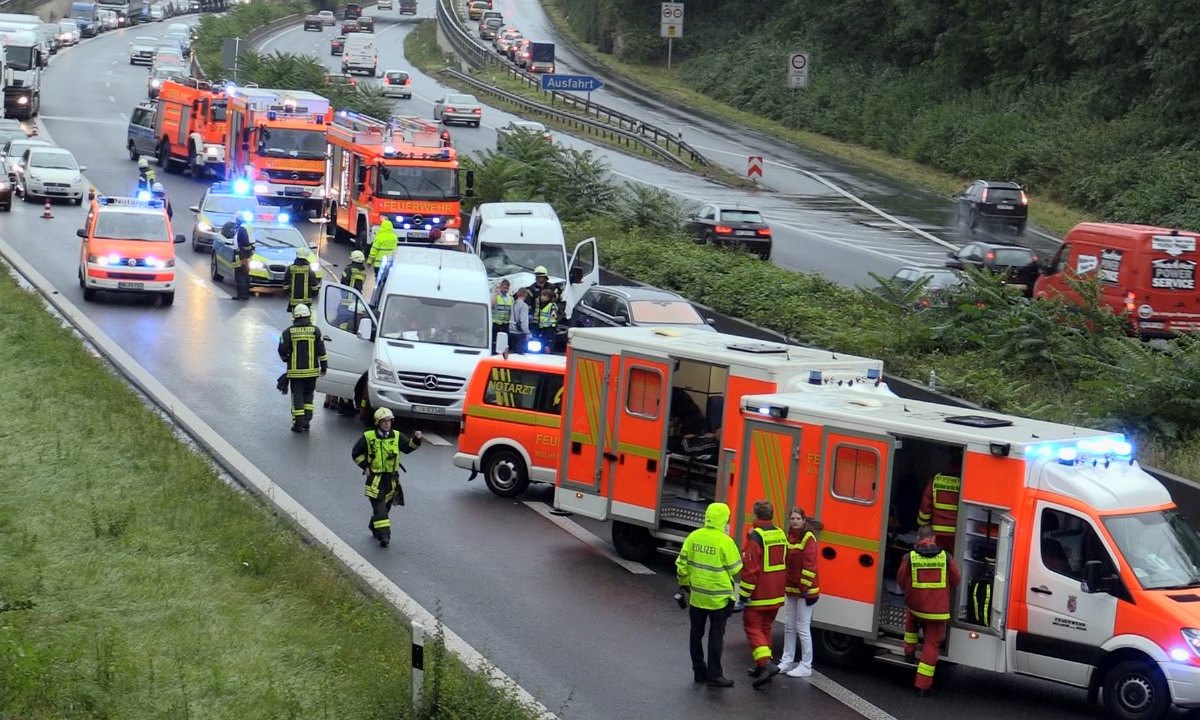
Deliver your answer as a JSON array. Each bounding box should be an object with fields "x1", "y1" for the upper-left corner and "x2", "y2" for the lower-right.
[
  {"x1": 68, "y1": 1, "x2": 101, "y2": 37},
  {"x1": 97, "y1": 0, "x2": 144, "y2": 26},
  {"x1": 0, "y1": 17, "x2": 54, "y2": 64},
  {"x1": 224, "y1": 87, "x2": 331, "y2": 215},
  {"x1": 326, "y1": 111, "x2": 462, "y2": 250},
  {"x1": 0, "y1": 30, "x2": 41, "y2": 118},
  {"x1": 127, "y1": 78, "x2": 228, "y2": 178}
]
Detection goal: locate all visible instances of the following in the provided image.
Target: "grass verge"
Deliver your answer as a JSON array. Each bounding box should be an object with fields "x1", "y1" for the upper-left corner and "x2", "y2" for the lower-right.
[
  {"x1": 538, "y1": 0, "x2": 1088, "y2": 236},
  {"x1": 410, "y1": 20, "x2": 751, "y2": 188},
  {"x1": 0, "y1": 266, "x2": 544, "y2": 719}
]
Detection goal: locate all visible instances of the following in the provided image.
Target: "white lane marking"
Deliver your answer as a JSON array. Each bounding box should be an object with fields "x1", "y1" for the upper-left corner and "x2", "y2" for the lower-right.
[
  {"x1": 38, "y1": 116, "x2": 128, "y2": 126},
  {"x1": 119, "y1": 112, "x2": 128, "y2": 121},
  {"x1": 108, "y1": 95, "x2": 116, "y2": 103},
  {"x1": 524, "y1": 501, "x2": 656, "y2": 575},
  {"x1": 259, "y1": 23, "x2": 304, "y2": 51},
  {"x1": 421, "y1": 432, "x2": 451, "y2": 446},
  {"x1": 809, "y1": 669, "x2": 899, "y2": 720}
]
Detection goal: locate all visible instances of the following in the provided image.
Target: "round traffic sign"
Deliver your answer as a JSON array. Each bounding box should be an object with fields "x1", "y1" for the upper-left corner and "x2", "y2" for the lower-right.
[
  {"x1": 672, "y1": 8, "x2": 682, "y2": 17},
  {"x1": 790, "y1": 54, "x2": 807, "y2": 70}
]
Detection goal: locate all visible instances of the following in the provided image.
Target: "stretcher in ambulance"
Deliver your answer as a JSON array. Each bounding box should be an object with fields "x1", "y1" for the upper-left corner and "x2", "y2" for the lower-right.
[
  {"x1": 730, "y1": 388, "x2": 1200, "y2": 720},
  {"x1": 552, "y1": 326, "x2": 892, "y2": 561}
]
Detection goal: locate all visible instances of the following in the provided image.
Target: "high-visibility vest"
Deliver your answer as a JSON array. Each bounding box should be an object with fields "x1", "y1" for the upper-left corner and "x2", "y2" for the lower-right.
[
  {"x1": 910, "y1": 550, "x2": 949, "y2": 590},
  {"x1": 340, "y1": 263, "x2": 366, "y2": 293},
  {"x1": 493, "y1": 293, "x2": 513, "y2": 326},
  {"x1": 361, "y1": 430, "x2": 401, "y2": 477},
  {"x1": 537, "y1": 302, "x2": 557, "y2": 329},
  {"x1": 740, "y1": 526, "x2": 787, "y2": 607},
  {"x1": 919, "y1": 473, "x2": 961, "y2": 535},
  {"x1": 287, "y1": 262, "x2": 316, "y2": 305},
  {"x1": 676, "y1": 526, "x2": 743, "y2": 610}
]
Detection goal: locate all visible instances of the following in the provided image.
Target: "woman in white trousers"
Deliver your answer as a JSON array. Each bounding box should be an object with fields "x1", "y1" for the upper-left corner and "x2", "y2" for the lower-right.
[{"x1": 779, "y1": 508, "x2": 821, "y2": 678}]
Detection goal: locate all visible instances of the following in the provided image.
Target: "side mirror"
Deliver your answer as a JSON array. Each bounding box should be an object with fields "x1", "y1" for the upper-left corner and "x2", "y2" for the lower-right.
[
  {"x1": 434, "y1": 98, "x2": 444, "y2": 104},
  {"x1": 705, "y1": 317, "x2": 716, "y2": 326},
  {"x1": 76, "y1": 228, "x2": 86, "y2": 238},
  {"x1": 174, "y1": 234, "x2": 186, "y2": 244},
  {"x1": 465, "y1": 169, "x2": 476, "y2": 198},
  {"x1": 356, "y1": 317, "x2": 373, "y2": 341},
  {"x1": 1081, "y1": 560, "x2": 1106, "y2": 594},
  {"x1": 569, "y1": 267, "x2": 583, "y2": 284},
  {"x1": 188, "y1": 205, "x2": 200, "y2": 213},
  {"x1": 494, "y1": 330, "x2": 509, "y2": 355},
  {"x1": 78, "y1": 165, "x2": 87, "y2": 172},
  {"x1": 614, "y1": 313, "x2": 630, "y2": 326}
]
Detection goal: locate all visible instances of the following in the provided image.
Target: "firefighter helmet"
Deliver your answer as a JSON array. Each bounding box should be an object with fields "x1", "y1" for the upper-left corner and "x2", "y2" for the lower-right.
[
  {"x1": 534, "y1": 265, "x2": 548, "y2": 276},
  {"x1": 374, "y1": 407, "x2": 394, "y2": 423},
  {"x1": 292, "y1": 304, "x2": 311, "y2": 319},
  {"x1": 138, "y1": 157, "x2": 149, "y2": 169},
  {"x1": 350, "y1": 250, "x2": 366, "y2": 263}
]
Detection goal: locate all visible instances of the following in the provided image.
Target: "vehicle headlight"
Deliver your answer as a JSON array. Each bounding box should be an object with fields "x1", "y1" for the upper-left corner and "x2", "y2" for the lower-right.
[
  {"x1": 16, "y1": 96, "x2": 27, "y2": 106},
  {"x1": 196, "y1": 221, "x2": 212, "y2": 232},
  {"x1": 372, "y1": 358, "x2": 394, "y2": 384},
  {"x1": 144, "y1": 256, "x2": 173, "y2": 269},
  {"x1": 204, "y1": 147, "x2": 219, "y2": 156},
  {"x1": 151, "y1": 79, "x2": 161, "y2": 87},
  {"x1": 1179, "y1": 629, "x2": 1200, "y2": 660},
  {"x1": 253, "y1": 182, "x2": 269, "y2": 194},
  {"x1": 248, "y1": 260, "x2": 265, "y2": 270}
]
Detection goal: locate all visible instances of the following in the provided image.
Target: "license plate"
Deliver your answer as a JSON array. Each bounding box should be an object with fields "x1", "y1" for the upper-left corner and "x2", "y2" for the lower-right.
[
  {"x1": 46, "y1": 189, "x2": 66, "y2": 195},
  {"x1": 405, "y1": 230, "x2": 430, "y2": 239},
  {"x1": 412, "y1": 404, "x2": 445, "y2": 416},
  {"x1": 735, "y1": 230, "x2": 755, "y2": 237},
  {"x1": 284, "y1": 186, "x2": 305, "y2": 196},
  {"x1": 997, "y1": 204, "x2": 1014, "y2": 210},
  {"x1": 118, "y1": 282, "x2": 144, "y2": 290}
]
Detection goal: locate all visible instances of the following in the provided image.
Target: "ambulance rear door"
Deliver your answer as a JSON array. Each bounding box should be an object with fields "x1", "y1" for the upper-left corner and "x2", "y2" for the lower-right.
[
  {"x1": 556, "y1": 350, "x2": 613, "y2": 519},
  {"x1": 735, "y1": 420, "x2": 802, "y2": 544},
  {"x1": 816, "y1": 428, "x2": 894, "y2": 635},
  {"x1": 608, "y1": 352, "x2": 671, "y2": 527}
]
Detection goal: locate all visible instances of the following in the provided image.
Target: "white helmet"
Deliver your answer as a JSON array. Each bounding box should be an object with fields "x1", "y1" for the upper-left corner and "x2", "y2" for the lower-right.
[
  {"x1": 138, "y1": 157, "x2": 149, "y2": 169},
  {"x1": 374, "y1": 407, "x2": 394, "y2": 423},
  {"x1": 151, "y1": 182, "x2": 165, "y2": 195},
  {"x1": 350, "y1": 250, "x2": 366, "y2": 263},
  {"x1": 534, "y1": 265, "x2": 548, "y2": 276},
  {"x1": 292, "y1": 304, "x2": 311, "y2": 319}
]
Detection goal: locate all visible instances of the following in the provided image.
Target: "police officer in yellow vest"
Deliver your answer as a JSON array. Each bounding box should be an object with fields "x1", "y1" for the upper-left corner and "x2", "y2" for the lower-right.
[
  {"x1": 286, "y1": 248, "x2": 321, "y2": 315},
  {"x1": 492, "y1": 278, "x2": 513, "y2": 353},
  {"x1": 277, "y1": 304, "x2": 327, "y2": 433},
  {"x1": 676, "y1": 501, "x2": 743, "y2": 688},
  {"x1": 352, "y1": 407, "x2": 423, "y2": 548}
]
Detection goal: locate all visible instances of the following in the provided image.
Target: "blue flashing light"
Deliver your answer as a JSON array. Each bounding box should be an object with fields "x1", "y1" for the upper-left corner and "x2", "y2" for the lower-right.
[
  {"x1": 278, "y1": 212, "x2": 290, "y2": 223},
  {"x1": 808, "y1": 370, "x2": 822, "y2": 386},
  {"x1": 233, "y1": 179, "x2": 250, "y2": 195},
  {"x1": 267, "y1": 110, "x2": 277, "y2": 121},
  {"x1": 241, "y1": 211, "x2": 253, "y2": 222},
  {"x1": 1113, "y1": 441, "x2": 1134, "y2": 458},
  {"x1": 1027, "y1": 435, "x2": 1135, "y2": 464},
  {"x1": 395, "y1": 215, "x2": 404, "y2": 223},
  {"x1": 526, "y1": 339, "x2": 543, "y2": 353},
  {"x1": 137, "y1": 190, "x2": 151, "y2": 201},
  {"x1": 383, "y1": 145, "x2": 396, "y2": 155},
  {"x1": 867, "y1": 368, "x2": 881, "y2": 380},
  {"x1": 1057, "y1": 448, "x2": 1078, "y2": 463}
]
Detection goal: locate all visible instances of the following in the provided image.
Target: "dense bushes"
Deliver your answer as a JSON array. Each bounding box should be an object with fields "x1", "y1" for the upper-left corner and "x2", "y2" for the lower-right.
[{"x1": 547, "y1": 0, "x2": 1200, "y2": 230}]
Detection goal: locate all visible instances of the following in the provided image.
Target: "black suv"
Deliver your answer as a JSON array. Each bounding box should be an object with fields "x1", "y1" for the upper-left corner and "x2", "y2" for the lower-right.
[
  {"x1": 343, "y1": 3, "x2": 361, "y2": 19},
  {"x1": 945, "y1": 241, "x2": 1040, "y2": 296},
  {"x1": 954, "y1": 180, "x2": 1028, "y2": 235}
]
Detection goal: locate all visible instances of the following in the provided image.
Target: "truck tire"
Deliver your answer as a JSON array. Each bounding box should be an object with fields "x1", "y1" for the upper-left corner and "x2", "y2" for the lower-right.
[
  {"x1": 482, "y1": 447, "x2": 530, "y2": 498},
  {"x1": 128, "y1": 142, "x2": 140, "y2": 161},
  {"x1": 612, "y1": 520, "x2": 658, "y2": 563},
  {"x1": 355, "y1": 220, "x2": 368, "y2": 253},
  {"x1": 1103, "y1": 660, "x2": 1170, "y2": 720},
  {"x1": 814, "y1": 629, "x2": 868, "y2": 668},
  {"x1": 156, "y1": 139, "x2": 167, "y2": 168}
]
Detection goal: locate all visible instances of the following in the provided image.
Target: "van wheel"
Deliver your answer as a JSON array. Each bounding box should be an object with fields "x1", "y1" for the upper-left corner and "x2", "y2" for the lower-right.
[
  {"x1": 612, "y1": 521, "x2": 658, "y2": 563},
  {"x1": 161, "y1": 292, "x2": 175, "y2": 307},
  {"x1": 128, "y1": 142, "x2": 139, "y2": 161},
  {"x1": 482, "y1": 447, "x2": 530, "y2": 498},
  {"x1": 814, "y1": 629, "x2": 868, "y2": 668},
  {"x1": 1103, "y1": 660, "x2": 1169, "y2": 720}
]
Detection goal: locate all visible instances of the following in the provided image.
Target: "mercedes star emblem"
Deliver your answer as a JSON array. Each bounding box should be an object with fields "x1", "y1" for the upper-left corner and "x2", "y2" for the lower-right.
[
  {"x1": 411, "y1": 214, "x2": 424, "y2": 226},
  {"x1": 423, "y1": 375, "x2": 439, "y2": 390},
  {"x1": 291, "y1": 172, "x2": 300, "y2": 180},
  {"x1": 127, "y1": 258, "x2": 137, "y2": 266}
]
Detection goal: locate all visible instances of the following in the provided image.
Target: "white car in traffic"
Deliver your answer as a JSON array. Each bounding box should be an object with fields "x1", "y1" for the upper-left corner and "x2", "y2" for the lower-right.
[{"x1": 17, "y1": 147, "x2": 86, "y2": 204}]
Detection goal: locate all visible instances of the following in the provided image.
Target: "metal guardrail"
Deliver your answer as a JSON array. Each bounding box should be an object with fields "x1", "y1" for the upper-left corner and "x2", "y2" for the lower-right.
[
  {"x1": 434, "y1": 0, "x2": 710, "y2": 168},
  {"x1": 439, "y1": 66, "x2": 688, "y2": 165}
]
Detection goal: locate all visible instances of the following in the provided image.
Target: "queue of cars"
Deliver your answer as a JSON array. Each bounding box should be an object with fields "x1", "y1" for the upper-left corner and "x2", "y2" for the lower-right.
[{"x1": 474, "y1": 6, "x2": 556, "y2": 73}]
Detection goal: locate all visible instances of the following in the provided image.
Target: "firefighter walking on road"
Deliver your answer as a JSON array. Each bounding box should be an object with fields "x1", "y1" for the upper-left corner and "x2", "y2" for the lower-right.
[
  {"x1": 352, "y1": 407, "x2": 422, "y2": 548},
  {"x1": 899, "y1": 524, "x2": 961, "y2": 697},
  {"x1": 137, "y1": 157, "x2": 157, "y2": 192},
  {"x1": 739, "y1": 499, "x2": 788, "y2": 689},
  {"x1": 278, "y1": 304, "x2": 327, "y2": 433},
  {"x1": 676, "y1": 501, "x2": 742, "y2": 688},
  {"x1": 286, "y1": 248, "x2": 321, "y2": 315}
]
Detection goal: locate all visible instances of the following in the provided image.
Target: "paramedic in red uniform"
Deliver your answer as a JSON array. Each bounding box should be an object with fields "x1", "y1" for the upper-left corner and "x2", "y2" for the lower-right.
[
  {"x1": 738, "y1": 499, "x2": 788, "y2": 689},
  {"x1": 899, "y1": 524, "x2": 961, "y2": 696},
  {"x1": 918, "y1": 459, "x2": 962, "y2": 553}
]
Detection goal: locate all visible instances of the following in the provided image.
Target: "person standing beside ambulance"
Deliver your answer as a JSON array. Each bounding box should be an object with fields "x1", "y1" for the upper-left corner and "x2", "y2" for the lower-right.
[
  {"x1": 739, "y1": 499, "x2": 788, "y2": 689},
  {"x1": 779, "y1": 508, "x2": 820, "y2": 678},
  {"x1": 898, "y1": 524, "x2": 961, "y2": 697},
  {"x1": 918, "y1": 458, "x2": 962, "y2": 553},
  {"x1": 676, "y1": 501, "x2": 742, "y2": 688}
]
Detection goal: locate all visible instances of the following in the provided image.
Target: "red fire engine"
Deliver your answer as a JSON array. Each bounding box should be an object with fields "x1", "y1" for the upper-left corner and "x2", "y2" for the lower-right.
[
  {"x1": 154, "y1": 78, "x2": 228, "y2": 179},
  {"x1": 326, "y1": 111, "x2": 462, "y2": 250}
]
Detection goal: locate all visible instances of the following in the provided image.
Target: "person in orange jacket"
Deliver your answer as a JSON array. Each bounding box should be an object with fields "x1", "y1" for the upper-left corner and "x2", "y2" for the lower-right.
[
  {"x1": 738, "y1": 499, "x2": 788, "y2": 689},
  {"x1": 918, "y1": 458, "x2": 962, "y2": 553},
  {"x1": 898, "y1": 524, "x2": 961, "y2": 696},
  {"x1": 779, "y1": 508, "x2": 821, "y2": 678}
]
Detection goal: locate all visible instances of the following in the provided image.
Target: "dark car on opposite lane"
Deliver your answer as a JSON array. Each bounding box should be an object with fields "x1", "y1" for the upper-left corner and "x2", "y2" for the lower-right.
[
  {"x1": 945, "y1": 241, "x2": 1040, "y2": 295},
  {"x1": 330, "y1": 35, "x2": 346, "y2": 55},
  {"x1": 686, "y1": 203, "x2": 773, "y2": 260},
  {"x1": 571, "y1": 285, "x2": 715, "y2": 331},
  {"x1": 885, "y1": 265, "x2": 965, "y2": 308},
  {"x1": 955, "y1": 179, "x2": 1029, "y2": 235}
]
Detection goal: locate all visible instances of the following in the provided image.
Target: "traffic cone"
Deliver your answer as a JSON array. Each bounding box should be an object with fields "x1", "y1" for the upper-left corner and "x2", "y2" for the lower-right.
[{"x1": 41, "y1": 198, "x2": 52, "y2": 219}]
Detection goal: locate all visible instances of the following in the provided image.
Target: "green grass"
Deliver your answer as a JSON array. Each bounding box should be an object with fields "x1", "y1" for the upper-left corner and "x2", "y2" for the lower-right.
[
  {"x1": 410, "y1": 21, "x2": 751, "y2": 188},
  {"x1": 539, "y1": 0, "x2": 1089, "y2": 237},
  {"x1": 0, "y1": 267, "x2": 545, "y2": 718}
]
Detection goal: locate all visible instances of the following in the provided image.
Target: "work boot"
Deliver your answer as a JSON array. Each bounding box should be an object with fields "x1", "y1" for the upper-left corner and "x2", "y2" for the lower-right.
[
  {"x1": 746, "y1": 666, "x2": 762, "y2": 678},
  {"x1": 752, "y1": 662, "x2": 779, "y2": 689},
  {"x1": 290, "y1": 422, "x2": 303, "y2": 433},
  {"x1": 693, "y1": 667, "x2": 707, "y2": 683},
  {"x1": 905, "y1": 653, "x2": 917, "y2": 664},
  {"x1": 706, "y1": 677, "x2": 734, "y2": 688}
]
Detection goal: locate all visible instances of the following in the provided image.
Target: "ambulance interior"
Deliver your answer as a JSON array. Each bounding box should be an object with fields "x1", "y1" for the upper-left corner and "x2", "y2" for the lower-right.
[
  {"x1": 660, "y1": 359, "x2": 727, "y2": 532},
  {"x1": 881, "y1": 437, "x2": 998, "y2": 635}
]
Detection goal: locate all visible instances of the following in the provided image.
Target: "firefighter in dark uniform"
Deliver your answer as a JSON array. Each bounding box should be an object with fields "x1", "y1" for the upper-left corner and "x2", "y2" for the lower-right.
[
  {"x1": 352, "y1": 407, "x2": 422, "y2": 547},
  {"x1": 230, "y1": 215, "x2": 254, "y2": 301},
  {"x1": 277, "y1": 304, "x2": 328, "y2": 433},
  {"x1": 524, "y1": 265, "x2": 559, "y2": 312},
  {"x1": 286, "y1": 248, "x2": 321, "y2": 314},
  {"x1": 898, "y1": 524, "x2": 961, "y2": 697},
  {"x1": 325, "y1": 250, "x2": 369, "y2": 413},
  {"x1": 137, "y1": 157, "x2": 157, "y2": 192}
]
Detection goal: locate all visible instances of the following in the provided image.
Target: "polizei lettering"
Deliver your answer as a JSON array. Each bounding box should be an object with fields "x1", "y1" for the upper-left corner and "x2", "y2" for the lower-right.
[{"x1": 1151, "y1": 258, "x2": 1197, "y2": 290}]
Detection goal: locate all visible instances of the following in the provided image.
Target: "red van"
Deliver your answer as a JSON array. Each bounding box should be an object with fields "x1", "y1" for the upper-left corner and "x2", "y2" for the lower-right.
[{"x1": 1034, "y1": 223, "x2": 1200, "y2": 337}]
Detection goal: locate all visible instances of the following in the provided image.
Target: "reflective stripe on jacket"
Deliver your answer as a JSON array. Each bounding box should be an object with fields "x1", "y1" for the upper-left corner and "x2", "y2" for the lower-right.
[
  {"x1": 537, "y1": 302, "x2": 558, "y2": 329},
  {"x1": 785, "y1": 529, "x2": 820, "y2": 600},
  {"x1": 493, "y1": 293, "x2": 513, "y2": 325},
  {"x1": 738, "y1": 523, "x2": 787, "y2": 608},
  {"x1": 897, "y1": 541, "x2": 960, "y2": 621},
  {"x1": 277, "y1": 321, "x2": 327, "y2": 379},
  {"x1": 676, "y1": 507, "x2": 743, "y2": 611},
  {"x1": 918, "y1": 473, "x2": 960, "y2": 536}
]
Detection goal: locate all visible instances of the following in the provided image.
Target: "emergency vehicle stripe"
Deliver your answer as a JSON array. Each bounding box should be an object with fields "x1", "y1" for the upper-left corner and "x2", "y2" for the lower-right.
[
  {"x1": 617, "y1": 441, "x2": 660, "y2": 460},
  {"x1": 465, "y1": 404, "x2": 561, "y2": 428},
  {"x1": 820, "y1": 530, "x2": 877, "y2": 552},
  {"x1": 577, "y1": 358, "x2": 603, "y2": 446},
  {"x1": 753, "y1": 431, "x2": 786, "y2": 515}
]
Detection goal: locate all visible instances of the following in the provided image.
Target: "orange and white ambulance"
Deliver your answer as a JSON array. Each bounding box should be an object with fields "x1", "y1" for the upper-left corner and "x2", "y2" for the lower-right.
[
  {"x1": 719, "y1": 388, "x2": 1200, "y2": 720},
  {"x1": 551, "y1": 326, "x2": 890, "y2": 559}
]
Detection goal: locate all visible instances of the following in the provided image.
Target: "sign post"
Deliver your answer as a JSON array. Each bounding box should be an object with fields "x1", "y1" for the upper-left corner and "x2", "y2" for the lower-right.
[
  {"x1": 660, "y1": 2, "x2": 684, "y2": 69},
  {"x1": 222, "y1": 37, "x2": 242, "y2": 83},
  {"x1": 787, "y1": 51, "x2": 810, "y2": 90}
]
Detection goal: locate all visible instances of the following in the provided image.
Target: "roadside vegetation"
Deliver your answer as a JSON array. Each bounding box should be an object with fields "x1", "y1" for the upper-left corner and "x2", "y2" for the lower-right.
[
  {"x1": 194, "y1": 0, "x2": 392, "y2": 118},
  {"x1": 469, "y1": 138, "x2": 1200, "y2": 479},
  {"x1": 0, "y1": 271, "x2": 547, "y2": 717},
  {"x1": 545, "y1": 0, "x2": 1200, "y2": 236}
]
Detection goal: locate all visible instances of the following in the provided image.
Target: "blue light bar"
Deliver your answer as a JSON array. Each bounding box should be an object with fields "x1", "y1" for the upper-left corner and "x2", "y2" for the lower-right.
[{"x1": 232, "y1": 179, "x2": 250, "y2": 195}]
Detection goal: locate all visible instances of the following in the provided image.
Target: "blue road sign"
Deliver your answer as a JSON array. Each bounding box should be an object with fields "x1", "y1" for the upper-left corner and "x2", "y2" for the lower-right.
[{"x1": 540, "y1": 74, "x2": 605, "y2": 93}]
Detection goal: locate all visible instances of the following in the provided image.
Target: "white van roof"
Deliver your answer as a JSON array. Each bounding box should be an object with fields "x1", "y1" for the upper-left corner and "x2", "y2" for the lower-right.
[
  {"x1": 475, "y1": 203, "x2": 563, "y2": 247},
  {"x1": 383, "y1": 246, "x2": 490, "y2": 304}
]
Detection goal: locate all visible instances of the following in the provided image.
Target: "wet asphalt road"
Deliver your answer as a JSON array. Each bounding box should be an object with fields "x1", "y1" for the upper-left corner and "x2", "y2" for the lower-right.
[{"x1": 6, "y1": 9, "x2": 1179, "y2": 720}]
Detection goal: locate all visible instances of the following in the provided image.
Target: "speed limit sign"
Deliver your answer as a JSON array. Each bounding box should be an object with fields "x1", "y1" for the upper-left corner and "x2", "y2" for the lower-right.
[
  {"x1": 660, "y1": 2, "x2": 684, "y2": 38},
  {"x1": 788, "y1": 51, "x2": 810, "y2": 89}
]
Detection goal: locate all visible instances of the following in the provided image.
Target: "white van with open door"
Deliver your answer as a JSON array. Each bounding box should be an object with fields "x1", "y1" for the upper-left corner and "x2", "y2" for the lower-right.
[
  {"x1": 314, "y1": 245, "x2": 492, "y2": 420},
  {"x1": 464, "y1": 201, "x2": 599, "y2": 321}
]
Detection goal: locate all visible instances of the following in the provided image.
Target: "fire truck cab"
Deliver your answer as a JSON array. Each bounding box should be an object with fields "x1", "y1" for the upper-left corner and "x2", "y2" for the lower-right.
[
  {"x1": 553, "y1": 326, "x2": 891, "y2": 561},
  {"x1": 225, "y1": 86, "x2": 331, "y2": 215},
  {"x1": 326, "y1": 111, "x2": 461, "y2": 251},
  {"x1": 728, "y1": 388, "x2": 1200, "y2": 720},
  {"x1": 153, "y1": 78, "x2": 228, "y2": 179}
]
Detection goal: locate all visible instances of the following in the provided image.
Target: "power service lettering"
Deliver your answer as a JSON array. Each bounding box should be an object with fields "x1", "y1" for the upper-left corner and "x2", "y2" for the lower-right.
[
  {"x1": 1151, "y1": 258, "x2": 1197, "y2": 290},
  {"x1": 1099, "y1": 249, "x2": 1122, "y2": 284}
]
